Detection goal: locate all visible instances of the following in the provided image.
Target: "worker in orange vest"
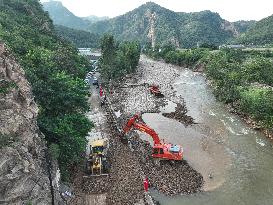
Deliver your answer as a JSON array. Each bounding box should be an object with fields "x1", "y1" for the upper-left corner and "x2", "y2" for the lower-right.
[{"x1": 143, "y1": 177, "x2": 149, "y2": 192}]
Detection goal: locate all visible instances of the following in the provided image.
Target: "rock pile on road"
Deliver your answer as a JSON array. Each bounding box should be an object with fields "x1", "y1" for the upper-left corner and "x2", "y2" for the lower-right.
[{"x1": 105, "y1": 137, "x2": 144, "y2": 205}]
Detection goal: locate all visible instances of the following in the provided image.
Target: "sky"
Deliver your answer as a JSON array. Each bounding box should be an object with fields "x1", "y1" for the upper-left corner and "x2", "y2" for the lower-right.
[{"x1": 40, "y1": 0, "x2": 273, "y2": 22}]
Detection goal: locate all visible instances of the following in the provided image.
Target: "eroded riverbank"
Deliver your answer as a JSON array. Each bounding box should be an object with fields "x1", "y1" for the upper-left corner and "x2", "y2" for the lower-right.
[
  {"x1": 150, "y1": 63, "x2": 273, "y2": 205},
  {"x1": 107, "y1": 55, "x2": 204, "y2": 195},
  {"x1": 70, "y1": 55, "x2": 273, "y2": 205}
]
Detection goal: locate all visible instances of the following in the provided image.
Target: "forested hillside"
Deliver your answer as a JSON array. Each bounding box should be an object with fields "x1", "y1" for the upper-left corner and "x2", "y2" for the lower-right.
[
  {"x1": 237, "y1": 14, "x2": 273, "y2": 45},
  {"x1": 0, "y1": 0, "x2": 92, "y2": 180},
  {"x1": 82, "y1": 15, "x2": 109, "y2": 23},
  {"x1": 44, "y1": 1, "x2": 252, "y2": 48},
  {"x1": 233, "y1": 20, "x2": 256, "y2": 33},
  {"x1": 88, "y1": 2, "x2": 239, "y2": 48},
  {"x1": 55, "y1": 25, "x2": 100, "y2": 48},
  {"x1": 43, "y1": 1, "x2": 90, "y2": 30}
]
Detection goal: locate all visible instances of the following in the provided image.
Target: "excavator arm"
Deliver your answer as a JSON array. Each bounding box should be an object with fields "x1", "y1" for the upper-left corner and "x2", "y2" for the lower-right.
[
  {"x1": 123, "y1": 114, "x2": 183, "y2": 161},
  {"x1": 123, "y1": 114, "x2": 161, "y2": 145}
]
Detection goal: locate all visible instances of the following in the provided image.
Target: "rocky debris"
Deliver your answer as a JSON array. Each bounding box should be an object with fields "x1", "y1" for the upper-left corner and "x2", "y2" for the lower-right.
[
  {"x1": 82, "y1": 175, "x2": 110, "y2": 194},
  {"x1": 0, "y1": 43, "x2": 63, "y2": 204},
  {"x1": 104, "y1": 55, "x2": 203, "y2": 197},
  {"x1": 106, "y1": 137, "x2": 144, "y2": 205},
  {"x1": 162, "y1": 103, "x2": 195, "y2": 126},
  {"x1": 71, "y1": 55, "x2": 203, "y2": 204},
  {"x1": 129, "y1": 135, "x2": 203, "y2": 196}
]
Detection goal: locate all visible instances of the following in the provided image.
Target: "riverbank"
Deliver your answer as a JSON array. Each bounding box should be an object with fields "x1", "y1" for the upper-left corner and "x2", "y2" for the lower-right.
[
  {"x1": 198, "y1": 66, "x2": 273, "y2": 142},
  {"x1": 70, "y1": 56, "x2": 204, "y2": 205},
  {"x1": 106, "y1": 55, "x2": 204, "y2": 196}
]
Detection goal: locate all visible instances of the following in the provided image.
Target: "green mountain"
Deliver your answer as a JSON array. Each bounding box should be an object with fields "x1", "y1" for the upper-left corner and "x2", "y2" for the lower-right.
[
  {"x1": 233, "y1": 20, "x2": 256, "y2": 33},
  {"x1": 43, "y1": 1, "x2": 257, "y2": 48},
  {"x1": 42, "y1": 1, "x2": 90, "y2": 30},
  {"x1": 237, "y1": 15, "x2": 273, "y2": 45},
  {"x1": 88, "y1": 2, "x2": 240, "y2": 48},
  {"x1": 55, "y1": 25, "x2": 100, "y2": 48},
  {"x1": 82, "y1": 15, "x2": 109, "y2": 23}
]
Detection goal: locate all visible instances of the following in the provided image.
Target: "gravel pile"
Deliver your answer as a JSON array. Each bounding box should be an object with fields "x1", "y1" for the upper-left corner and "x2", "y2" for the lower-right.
[
  {"x1": 106, "y1": 137, "x2": 144, "y2": 205},
  {"x1": 82, "y1": 176, "x2": 110, "y2": 194},
  {"x1": 162, "y1": 103, "x2": 194, "y2": 126},
  {"x1": 129, "y1": 135, "x2": 203, "y2": 196}
]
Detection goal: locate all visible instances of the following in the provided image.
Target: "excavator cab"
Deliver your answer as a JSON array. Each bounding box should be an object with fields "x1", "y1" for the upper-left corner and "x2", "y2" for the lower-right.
[
  {"x1": 149, "y1": 84, "x2": 164, "y2": 97},
  {"x1": 152, "y1": 144, "x2": 183, "y2": 161}
]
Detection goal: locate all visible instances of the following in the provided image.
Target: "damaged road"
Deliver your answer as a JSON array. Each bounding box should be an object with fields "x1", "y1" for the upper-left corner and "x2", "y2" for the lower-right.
[{"x1": 70, "y1": 55, "x2": 204, "y2": 205}]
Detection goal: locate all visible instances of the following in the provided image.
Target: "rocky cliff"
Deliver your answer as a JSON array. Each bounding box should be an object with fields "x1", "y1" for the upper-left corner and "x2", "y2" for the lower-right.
[{"x1": 0, "y1": 43, "x2": 61, "y2": 205}]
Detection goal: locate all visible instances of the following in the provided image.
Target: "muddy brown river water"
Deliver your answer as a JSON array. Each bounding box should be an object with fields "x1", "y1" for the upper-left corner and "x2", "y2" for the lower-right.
[{"x1": 141, "y1": 69, "x2": 273, "y2": 205}]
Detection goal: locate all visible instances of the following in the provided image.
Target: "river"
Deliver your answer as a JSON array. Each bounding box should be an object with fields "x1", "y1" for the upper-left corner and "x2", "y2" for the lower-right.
[{"x1": 141, "y1": 68, "x2": 273, "y2": 205}]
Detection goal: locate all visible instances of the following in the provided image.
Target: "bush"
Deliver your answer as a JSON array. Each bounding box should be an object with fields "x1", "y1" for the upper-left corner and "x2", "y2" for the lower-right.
[
  {"x1": 99, "y1": 34, "x2": 141, "y2": 81},
  {"x1": 240, "y1": 87, "x2": 273, "y2": 128}
]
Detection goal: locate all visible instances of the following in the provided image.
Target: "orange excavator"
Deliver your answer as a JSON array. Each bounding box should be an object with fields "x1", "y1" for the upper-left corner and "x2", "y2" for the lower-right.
[
  {"x1": 123, "y1": 114, "x2": 183, "y2": 161},
  {"x1": 149, "y1": 84, "x2": 164, "y2": 97}
]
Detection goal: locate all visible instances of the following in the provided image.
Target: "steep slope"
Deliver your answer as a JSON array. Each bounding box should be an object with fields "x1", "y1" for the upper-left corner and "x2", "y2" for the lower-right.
[
  {"x1": 88, "y1": 2, "x2": 237, "y2": 48},
  {"x1": 43, "y1": 1, "x2": 90, "y2": 30},
  {"x1": 55, "y1": 25, "x2": 100, "y2": 48},
  {"x1": 237, "y1": 15, "x2": 273, "y2": 45},
  {"x1": 233, "y1": 20, "x2": 256, "y2": 33},
  {"x1": 0, "y1": 0, "x2": 91, "y2": 184},
  {"x1": 0, "y1": 43, "x2": 62, "y2": 204}
]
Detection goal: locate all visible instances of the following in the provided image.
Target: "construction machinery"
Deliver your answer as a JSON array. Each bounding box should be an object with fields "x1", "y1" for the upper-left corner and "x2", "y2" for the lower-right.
[
  {"x1": 86, "y1": 138, "x2": 109, "y2": 176},
  {"x1": 123, "y1": 114, "x2": 183, "y2": 161},
  {"x1": 149, "y1": 84, "x2": 163, "y2": 97}
]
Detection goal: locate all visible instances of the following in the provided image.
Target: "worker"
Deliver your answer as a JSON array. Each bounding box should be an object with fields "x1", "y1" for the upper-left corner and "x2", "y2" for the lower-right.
[
  {"x1": 143, "y1": 177, "x2": 149, "y2": 192},
  {"x1": 99, "y1": 86, "x2": 103, "y2": 97}
]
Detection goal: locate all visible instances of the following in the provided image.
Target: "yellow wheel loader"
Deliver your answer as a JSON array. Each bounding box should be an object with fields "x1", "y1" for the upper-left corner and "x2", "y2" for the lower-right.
[{"x1": 86, "y1": 138, "x2": 109, "y2": 176}]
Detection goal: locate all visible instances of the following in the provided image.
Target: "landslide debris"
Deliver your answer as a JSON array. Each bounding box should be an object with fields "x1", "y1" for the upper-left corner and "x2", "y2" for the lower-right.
[
  {"x1": 105, "y1": 55, "x2": 203, "y2": 197},
  {"x1": 73, "y1": 55, "x2": 204, "y2": 205}
]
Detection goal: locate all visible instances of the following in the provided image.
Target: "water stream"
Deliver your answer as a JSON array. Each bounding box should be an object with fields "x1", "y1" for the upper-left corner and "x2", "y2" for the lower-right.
[{"x1": 142, "y1": 69, "x2": 273, "y2": 205}]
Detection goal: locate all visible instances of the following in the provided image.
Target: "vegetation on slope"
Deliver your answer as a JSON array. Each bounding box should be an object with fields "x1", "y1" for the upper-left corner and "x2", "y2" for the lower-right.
[
  {"x1": 88, "y1": 2, "x2": 238, "y2": 48},
  {"x1": 0, "y1": 0, "x2": 92, "y2": 180},
  {"x1": 148, "y1": 46, "x2": 273, "y2": 129},
  {"x1": 205, "y1": 49, "x2": 273, "y2": 128},
  {"x1": 45, "y1": 1, "x2": 246, "y2": 48},
  {"x1": 99, "y1": 34, "x2": 141, "y2": 81},
  {"x1": 55, "y1": 25, "x2": 100, "y2": 48},
  {"x1": 236, "y1": 15, "x2": 273, "y2": 45},
  {"x1": 43, "y1": 1, "x2": 90, "y2": 30},
  {"x1": 233, "y1": 20, "x2": 256, "y2": 33},
  {"x1": 82, "y1": 15, "x2": 109, "y2": 23}
]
